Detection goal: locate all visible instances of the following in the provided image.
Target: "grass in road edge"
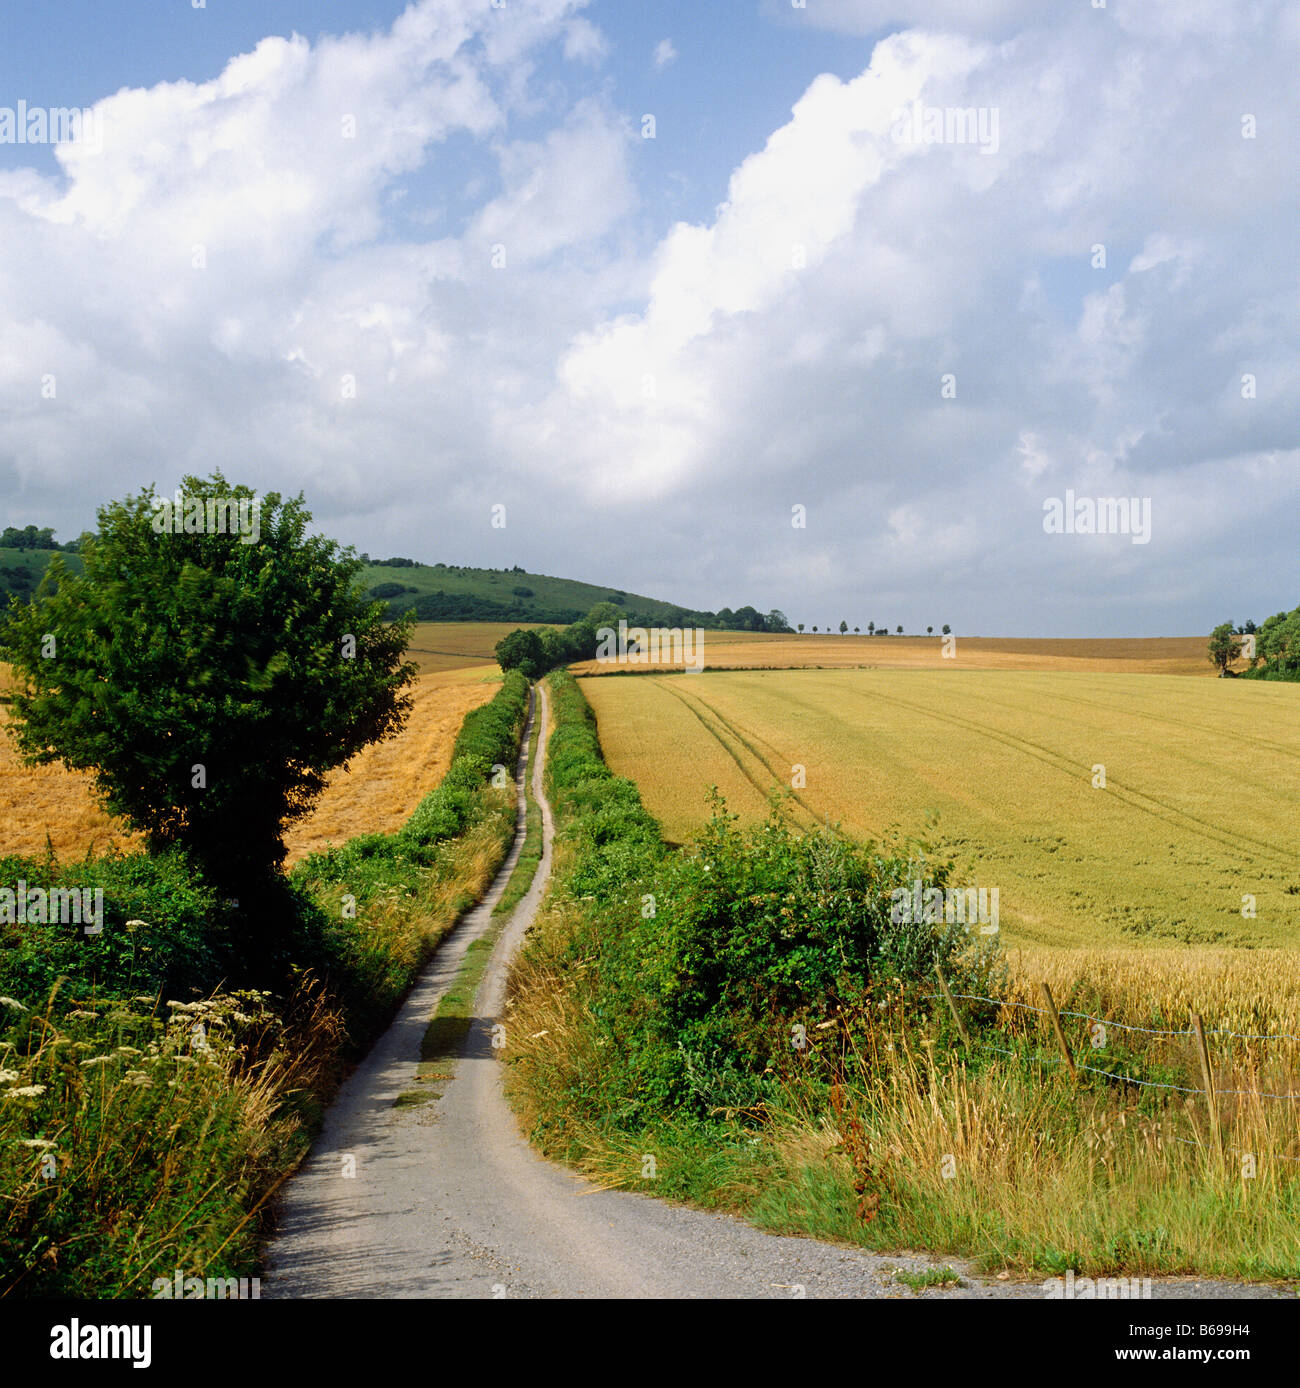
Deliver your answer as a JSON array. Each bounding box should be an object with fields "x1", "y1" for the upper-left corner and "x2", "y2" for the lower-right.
[{"x1": 399, "y1": 687, "x2": 545, "y2": 1105}]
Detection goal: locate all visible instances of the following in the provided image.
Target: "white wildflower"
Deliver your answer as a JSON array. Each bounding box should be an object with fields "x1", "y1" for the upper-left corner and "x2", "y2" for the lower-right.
[
  {"x1": 0, "y1": 997, "x2": 28, "y2": 1012},
  {"x1": 5, "y1": 1085, "x2": 46, "y2": 1098}
]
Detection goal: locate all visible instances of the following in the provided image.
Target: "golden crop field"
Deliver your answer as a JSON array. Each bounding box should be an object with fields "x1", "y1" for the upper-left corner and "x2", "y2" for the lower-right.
[
  {"x1": 572, "y1": 632, "x2": 1218, "y2": 677},
  {"x1": 0, "y1": 663, "x2": 499, "y2": 864},
  {"x1": 405, "y1": 621, "x2": 553, "y2": 674},
  {"x1": 283, "y1": 665, "x2": 498, "y2": 864},
  {"x1": 579, "y1": 669, "x2": 1300, "y2": 949}
]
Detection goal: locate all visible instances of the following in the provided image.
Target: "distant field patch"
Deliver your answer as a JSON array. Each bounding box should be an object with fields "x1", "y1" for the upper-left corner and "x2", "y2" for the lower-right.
[
  {"x1": 579, "y1": 668, "x2": 1300, "y2": 948},
  {"x1": 572, "y1": 633, "x2": 1216, "y2": 677},
  {"x1": 405, "y1": 621, "x2": 553, "y2": 674}
]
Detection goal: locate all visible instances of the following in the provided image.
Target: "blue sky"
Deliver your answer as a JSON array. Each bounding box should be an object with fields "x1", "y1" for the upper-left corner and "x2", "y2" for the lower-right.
[
  {"x1": 0, "y1": 0, "x2": 875, "y2": 226},
  {"x1": 1, "y1": 0, "x2": 1297, "y2": 635}
]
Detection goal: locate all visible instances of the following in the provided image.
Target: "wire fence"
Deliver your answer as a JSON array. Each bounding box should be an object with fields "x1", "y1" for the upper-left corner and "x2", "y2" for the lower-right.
[
  {"x1": 924, "y1": 972, "x2": 1300, "y2": 1167},
  {"x1": 927, "y1": 990, "x2": 1300, "y2": 1044}
]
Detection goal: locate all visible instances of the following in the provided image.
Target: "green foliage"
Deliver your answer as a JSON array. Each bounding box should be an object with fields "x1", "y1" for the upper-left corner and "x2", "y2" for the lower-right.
[
  {"x1": 1208, "y1": 621, "x2": 1242, "y2": 674},
  {"x1": 367, "y1": 581, "x2": 418, "y2": 600},
  {"x1": 0, "y1": 473, "x2": 417, "y2": 899},
  {"x1": 0, "y1": 849, "x2": 234, "y2": 1001},
  {"x1": 0, "y1": 990, "x2": 300, "y2": 1296},
  {"x1": 495, "y1": 627, "x2": 545, "y2": 680},
  {"x1": 1240, "y1": 606, "x2": 1300, "y2": 681},
  {"x1": 537, "y1": 670, "x2": 1004, "y2": 1118}
]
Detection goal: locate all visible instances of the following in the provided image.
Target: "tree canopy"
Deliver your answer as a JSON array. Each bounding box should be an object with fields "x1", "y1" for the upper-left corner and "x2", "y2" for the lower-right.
[{"x1": 1, "y1": 473, "x2": 416, "y2": 891}]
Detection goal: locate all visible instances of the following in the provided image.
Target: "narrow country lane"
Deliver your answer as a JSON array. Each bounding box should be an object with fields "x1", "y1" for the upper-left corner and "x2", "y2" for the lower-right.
[{"x1": 262, "y1": 684, "x2": 1280, "y2": 1301}]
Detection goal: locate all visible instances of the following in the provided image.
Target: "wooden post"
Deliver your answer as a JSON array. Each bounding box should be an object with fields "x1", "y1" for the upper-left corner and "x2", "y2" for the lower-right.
[
  {"x1": 1191, "y1": 1012, "x2": 1222, "y2": 1164},
  {"x1": 1039, "y1": 981, "x2": 1076, "y2": 1081},
  {"x1": 935, "y1": 964, "x2": 971, "y2": 1048}
]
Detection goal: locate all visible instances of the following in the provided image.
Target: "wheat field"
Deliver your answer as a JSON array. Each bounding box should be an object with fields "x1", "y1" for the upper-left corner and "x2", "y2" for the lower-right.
[
  {"x1": 579, "y1": 668, "x2": 1300, "y2": 949},
  {"x1": 0, "y1": 663, "x2": 499, "y2": 864},
  {"x1": 571, "y1": 633, "x2": 1219, "y2": 677}
]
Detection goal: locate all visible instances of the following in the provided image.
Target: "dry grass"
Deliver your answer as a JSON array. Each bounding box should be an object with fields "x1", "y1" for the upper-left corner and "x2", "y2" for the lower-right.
[
  {"x1": 572, "y1": 633, "x2": 1221, "y2": 678},
  {"x1": 0, "y1": 662, "x2": 499, "y2": 864}
]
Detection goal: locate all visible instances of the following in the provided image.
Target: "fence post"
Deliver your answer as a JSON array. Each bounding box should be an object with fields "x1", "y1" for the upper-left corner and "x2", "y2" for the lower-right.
[
  {"x1": 935, "y1": 964, "x2": 971, "y2": 1048},
  {"x1": 1191, "y1": 1012, "x2": 1223, "y2": 1166},
  {"x1": 1039, "y1": 981, "x2": 1076, "y2": 1081}
]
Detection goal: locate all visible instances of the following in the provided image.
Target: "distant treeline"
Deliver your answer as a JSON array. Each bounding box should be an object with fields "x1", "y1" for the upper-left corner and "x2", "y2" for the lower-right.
[
  {"x1": 0, "y1": 526, "x2": 84, "y2": 553},
  {"x1": 403, "y1": 591, "x2": 589, "y2": 625}
]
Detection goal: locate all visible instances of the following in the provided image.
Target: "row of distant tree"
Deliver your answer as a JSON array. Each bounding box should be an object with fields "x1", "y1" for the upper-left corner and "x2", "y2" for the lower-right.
[
  {"x1": 0, "y1": 525, "x2": 86, "y2": 552},
  {"x1": 794, "y1": 622, "x2": 952, "y2": 635}
]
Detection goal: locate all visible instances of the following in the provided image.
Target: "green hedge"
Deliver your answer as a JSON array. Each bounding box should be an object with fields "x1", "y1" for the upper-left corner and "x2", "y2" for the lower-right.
[
  {"x1": 400, "y1": 670, "x2": 529, "y2": 852},
  {"x1": 532, "y1": 670, "x2": 1004, "y2": 1118}
]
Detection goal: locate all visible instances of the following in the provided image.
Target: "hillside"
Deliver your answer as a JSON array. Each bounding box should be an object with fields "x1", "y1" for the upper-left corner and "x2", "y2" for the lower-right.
[
  {"x1": 1, "y1": 545, "x2": 771, "y2": 630},
  {"x1": 360, "y1": 557, "x2": 782, "y2": 629},
  {"x1": 0, "y1": 547, "x2": 83, "y2": 605}
]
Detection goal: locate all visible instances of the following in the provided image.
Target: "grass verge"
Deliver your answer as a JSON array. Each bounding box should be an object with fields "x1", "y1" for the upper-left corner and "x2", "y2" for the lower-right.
[
  {"x1": 0, "y1": 672, "x2": 531, "y2": 1296},
  {"x1": 399, "y1": 688, "x2": 545, "y2": 1107},
  {"x1": 502, "y1": 671, "x2": 1300, "y2": 1285}
]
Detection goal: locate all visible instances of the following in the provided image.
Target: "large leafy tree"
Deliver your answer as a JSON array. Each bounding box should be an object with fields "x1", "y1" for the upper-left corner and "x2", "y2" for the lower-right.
[
  {"x1": 1, "y1": 473, "x2": 416, "y2": 891},
  {"x1": 495, "y1": 627, "x2": 544, "y2": 680},
  {"x1": 1208, "y1": 621, "x2": 1243, "y2": 675}
]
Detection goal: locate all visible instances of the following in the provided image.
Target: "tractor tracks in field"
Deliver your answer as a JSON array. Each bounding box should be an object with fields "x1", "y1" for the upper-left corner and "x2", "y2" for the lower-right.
[{"x1": 649, "y1": 668, "x2": 1296, "y2": 868}]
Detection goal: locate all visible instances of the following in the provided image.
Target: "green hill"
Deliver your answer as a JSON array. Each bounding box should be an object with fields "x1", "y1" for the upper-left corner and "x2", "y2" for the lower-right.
[
  {"x1": 0, "y1": 548, "x2": 83, "y2": 607},
  {"x1": 359, "y1": 558, "x2": 698, "y2": 625},
  {"x1": 359, "y1": 558, "x2": 788, "y2": 631},
  {"x1": 0, "y1": 543, "x2": 789, "y2": 634}
]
